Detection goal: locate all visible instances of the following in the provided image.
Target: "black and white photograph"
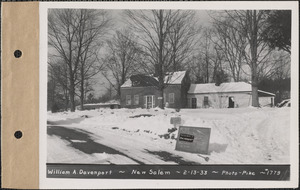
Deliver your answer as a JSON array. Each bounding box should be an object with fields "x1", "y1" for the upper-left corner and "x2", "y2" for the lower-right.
[{"x1": 41, "y1": 2, "x2": 297, "y2": 186}]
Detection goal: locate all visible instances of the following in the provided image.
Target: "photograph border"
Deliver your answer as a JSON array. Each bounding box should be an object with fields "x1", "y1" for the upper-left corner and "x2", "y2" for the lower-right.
[{"x1": 39, "y1": 1, "x2": 299, "y2": 189}]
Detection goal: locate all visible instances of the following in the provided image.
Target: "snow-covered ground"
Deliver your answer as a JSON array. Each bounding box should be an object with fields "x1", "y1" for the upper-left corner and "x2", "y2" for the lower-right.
[{"x1": 47, "y1": 107, "x2": 290, "y2": 165}]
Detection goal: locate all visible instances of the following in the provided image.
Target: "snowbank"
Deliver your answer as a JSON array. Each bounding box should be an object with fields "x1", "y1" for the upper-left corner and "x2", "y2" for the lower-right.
[{"x1": 47, "y1": 107, "x2": 290, "y2": 164}]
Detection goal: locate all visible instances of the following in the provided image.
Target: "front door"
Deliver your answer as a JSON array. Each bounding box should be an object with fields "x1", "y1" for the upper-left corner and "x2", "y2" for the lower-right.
[
  {"x1": 145, "y1": 95, "x2": 155, "y2": 109},
  {"x1": 192, "y1": 98, "x2": 197, "y2": 108},
  {"x1": 228, "y1": 97, "x2": 235, "y2": 108},
  {"x1": 147, "y1": 96, "x2": 152, "y2": 109}
]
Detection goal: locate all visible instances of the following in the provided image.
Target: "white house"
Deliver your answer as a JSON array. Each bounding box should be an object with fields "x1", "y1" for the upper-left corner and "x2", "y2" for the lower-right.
[{"x1": 187, "y1": 82, "x2": 275, "y2": 108}]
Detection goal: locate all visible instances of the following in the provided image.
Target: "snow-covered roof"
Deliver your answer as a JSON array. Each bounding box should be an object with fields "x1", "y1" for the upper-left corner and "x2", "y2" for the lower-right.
[
  {"x1": 84, "y1": 100, "x2": 120, "y2": 106},
  {"x1": 257, "y1": 90, "x2": 275, "y2": 96},
  {"x1": 188, "y1": 82, "x2": 252, "y2": 94},
  {"x1": 188, "y1": 82, "x2": 275, "y2": 96},
  {"x1": 121, "y1": 71, "x2": 186, "y2": 88},
  {"x1": 165, "y1": 71, "x2": 187, "y2": 85},
  {"x1": 121, "y1": 79, "x2": 133, "y2": 88}
]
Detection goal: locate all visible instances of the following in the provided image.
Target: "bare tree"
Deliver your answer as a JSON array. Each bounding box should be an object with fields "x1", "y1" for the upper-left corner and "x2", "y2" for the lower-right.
[
  {"x1": 167, "y1": 11, "x2": 200, "y2": 71},
  {"x1": 103, "y1": 29, "x2": 143, "y2": 98},
  {"x1": 48, "y1": 10, "x2": 77, "y2": 111},
  {"x1": 48, "y1": 9, "x2": 111, "y2": 111},
  {"x1": 271, "y1": 51, "x2": 290, "y2": 80},
  {"x1": 257, "y1": 50, "x2": 290, "y2": 80},
  {"x1": 211, "y1": 46, "x2": 229, "y2": 85},
  {"x1": 48, "y1": 67, "x2": 59, "y2": 111},
  {"x1": 84, "y1": 81, "x2": 95, "y2": 102},
  {"x1": 220, "y1": 10, "x2": 272, "y2": 107},
  {"x1": 76, "y1": 10, "x2": 111, "y2": 110},
  {"x1": 188, "y1": 28, "x2": 217, "y2": 84},
  {"x1": 210, "y1": 15, "x2": 247, "y2": 82},
  {"x1": 125, "y1": 10, "x2": 198, "y2": 108},
  {"x1": 48, "y1": 61, "x2": 70, "y2": 111},
  {"x1": 188, "y1": 54, "x2": 206, "y2": 83},
  {"x1": 201, "y1": 28, "x2": 219, "y2": 83}
]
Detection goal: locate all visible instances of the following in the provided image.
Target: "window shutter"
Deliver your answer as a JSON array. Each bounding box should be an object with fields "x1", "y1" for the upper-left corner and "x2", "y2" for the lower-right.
[
  {"x1": 143, "y1": 96, "x2": 147, "y2": 108},
  {"x1": 152, "y1": 96, "x2": 155, "y2": 108}
]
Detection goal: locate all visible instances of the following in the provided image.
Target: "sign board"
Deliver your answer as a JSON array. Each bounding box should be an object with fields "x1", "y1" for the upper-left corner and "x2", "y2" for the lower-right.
[
  {"x1": 170, "y1": 117, "x2": 181, "y2": 125},
  {"x1": 157, "y1": 97, "x2": 163, "y2": 99},
  {"x1": 175, "y1": 126, "x2": 211, "y2": 154}
]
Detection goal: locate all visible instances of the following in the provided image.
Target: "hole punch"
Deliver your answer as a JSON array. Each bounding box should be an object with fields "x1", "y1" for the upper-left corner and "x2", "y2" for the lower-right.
[
  {"x1": 14, "y1": 50, "x2": 22, "y2": 58},
  {"x1": 14, "y1": 131, "x2": 23, "y2": 139}
]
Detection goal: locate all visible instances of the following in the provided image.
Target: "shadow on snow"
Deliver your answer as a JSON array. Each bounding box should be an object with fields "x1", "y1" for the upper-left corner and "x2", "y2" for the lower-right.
[
  {"x1": 47, "y1": 125, "x2": 144, "y2": 164},
  {"x1": 145, "y1": 149, "x2": 200, "y2": 165}
]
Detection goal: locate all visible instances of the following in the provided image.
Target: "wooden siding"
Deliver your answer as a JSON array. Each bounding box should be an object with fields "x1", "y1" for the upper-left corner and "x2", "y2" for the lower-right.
[
  {"x1": 187, "y1": 92, "x2": 274, "y2": 108},
  {"x1": 187, "y1": 92, "x2": 252, "y2": 108}
]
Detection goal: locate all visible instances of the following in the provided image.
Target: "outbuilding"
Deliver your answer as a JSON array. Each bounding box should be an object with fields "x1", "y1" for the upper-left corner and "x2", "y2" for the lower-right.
[
  {"x1": 79, "y1": 100, "x2": 121, "y2": 110},
  {"x1": 187, "y1": 82, "x2": 275, "y2": 108}
]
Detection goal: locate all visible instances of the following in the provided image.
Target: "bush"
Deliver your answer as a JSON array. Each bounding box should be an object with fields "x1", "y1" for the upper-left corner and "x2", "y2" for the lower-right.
[{"x1": 51, "y1": 103, "x2": 60, "y2": 113}]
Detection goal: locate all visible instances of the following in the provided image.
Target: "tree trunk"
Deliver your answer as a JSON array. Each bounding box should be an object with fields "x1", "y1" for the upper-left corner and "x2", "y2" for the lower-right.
[
  {"x1": 80, "y1": 66, "x2": 84, "y2": 110},
  {"x1": 249, "y1": 10, "x2": 260, "y2": 107},
  {"x1": 157, "y1": 10, "x2": 164, "y2": 109},
  {"x1": 69, "y1": 88, "x2": 76, "y2": 111},
  {"x1": 251, "y1": 72, "x2": 259, "y2": 107},
  {"x1": 251, "y1": 47, "x2": 259, "y2": 107},
  {"x1": 158, "y1": 80, "x2": 164, "y2": 109},
  {"x1": 205, "y1": 52, "x2": 209, "y2": 83},
  {"x1": 64, "y1": 89, "x2": 69, "y2": 111},
  {"x1": 160, "y1": 88, "x2": 164, "y2": 109},
  {"x1": 69, "y1": 76, "x2": 76, "y2": 112},
  {"x1": 117, "y1": 85, "x2": 121, "y2": 99}
]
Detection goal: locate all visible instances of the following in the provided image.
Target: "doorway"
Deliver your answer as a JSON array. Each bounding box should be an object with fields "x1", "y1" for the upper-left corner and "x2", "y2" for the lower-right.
[
  {"x1": 191, "y1": 98, "x2": 197, "y2": 108},
  {"x1": 145, "y1": 95, "x2": 155, "y2": 109},
  {"x1": 228, "y1": 97, "x2": 235, "y2": 108}
]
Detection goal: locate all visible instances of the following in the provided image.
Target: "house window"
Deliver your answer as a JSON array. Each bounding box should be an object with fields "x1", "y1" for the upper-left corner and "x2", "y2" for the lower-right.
[
  {"x1": 204, "y1": 96, "x2": 209, "y2": 107},
  {"x1": 169, "y1": 93, "x2": 175, "y2": 104},
  {"x1": 134, "y1": 95, "x2": 139, "y2": 105},
  {"x1": 126, "y1": 95, "x2": 131, "y2": 105}
]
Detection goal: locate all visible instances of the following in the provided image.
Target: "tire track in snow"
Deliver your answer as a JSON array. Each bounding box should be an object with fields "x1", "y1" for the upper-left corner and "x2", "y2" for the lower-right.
[{"x1": 255, "y1": 109, "x2": 290, "y2": 163}]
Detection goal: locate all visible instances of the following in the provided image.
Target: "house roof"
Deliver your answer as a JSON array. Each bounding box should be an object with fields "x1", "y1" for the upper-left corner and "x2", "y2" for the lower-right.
[
  {"x1": 164, "y1": 71, "x2": 187, "y2": 84},
  {"x1": 121, "y1": 71, "x2": 186, "y2": 88},
  {"x1": 121, "y1": 78, "x2": 133, "y2": 88},
  {"x1": 130, "y1": 74, "x2": 159, "y2": 87},
  {"x1": 188, "y1": 82, "x2": 275, "y2": 96}
]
